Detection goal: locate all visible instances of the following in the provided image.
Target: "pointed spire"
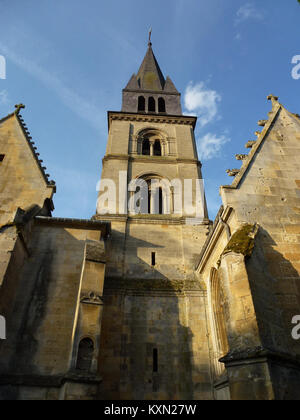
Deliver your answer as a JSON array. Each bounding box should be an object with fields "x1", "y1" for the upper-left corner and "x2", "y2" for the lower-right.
[
  {"x1": 136, "y1": 40, "x2": 165, "y2": 91},
  {"x1": 122, "y1": 34, "x2": 182, "y2": 115}
]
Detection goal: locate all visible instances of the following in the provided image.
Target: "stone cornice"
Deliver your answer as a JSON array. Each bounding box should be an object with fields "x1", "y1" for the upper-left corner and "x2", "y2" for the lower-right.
[
  {"x1": 35, "y1": 216, "x2": 111, "y2": 237},
  {"x1": 102, "y1": 154, "x2": 201, "y2": 167},
  {"x1": 107, "y1": 111, "x2": 197, "y2": 131},
  {"x1": 123, "y1": 88, "x2": 181, "y2": 96},
  {"x1": 93, "y1": 214, "x2": 210, "y2": 226},
  {"x1": 0, "y1": 372, "x2": 102, "y2": 387},
  {"x1": 220, "y1": 346, "x2": 300, "y2": 370}
]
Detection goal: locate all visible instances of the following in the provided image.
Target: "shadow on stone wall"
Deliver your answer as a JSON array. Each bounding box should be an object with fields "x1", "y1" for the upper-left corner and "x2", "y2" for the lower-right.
[
  {"x1": 98, "y1": 227, "x2": 197, "y2": 400},
  {"x1": 246, "y1": 227, "x2": 300, "y2": 399},
  {"x1": 0, "y1": 225, "x2": 87, "y2": 400}
]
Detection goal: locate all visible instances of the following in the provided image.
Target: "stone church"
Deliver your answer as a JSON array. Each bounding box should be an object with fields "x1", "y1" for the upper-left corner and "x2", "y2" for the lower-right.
[{"x1": 0, "y1": 40, "x2": 300, "y2": 400}]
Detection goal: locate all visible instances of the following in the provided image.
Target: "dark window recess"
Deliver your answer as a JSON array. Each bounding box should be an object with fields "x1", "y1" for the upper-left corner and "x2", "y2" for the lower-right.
[
  {"x1": 76, "y1": 338, "x2": 94, "y2": 371},
  {"x1": 142, "y1": 139, "x2": 150, "y2": 155},
  {"x1": 0, "y1": 155, "x2": 5, "y2": 162},
  {"x1": 158, "y1": 98, "x2": 166, "y2": 113},
  {"x1": 138, "y1": 96, "x2": 146, "y2": 112},
  {"x1": 148, "y1": 188, "x2": 151, "y2": 214},
  {"x1": 151, "y1": 252, "x2": 156, "y2": 266},
  {"x1": 148, "y1": 97, "x2": 156, "y2": 112},
  {"x1": 153, "y1": 140, "x2": 161, "y2": 156},
  {"x1": 159, "y1": 188, "x2": 163, "y2": 214},
  {"x1": 153, "y1": 348, "x2": 158, "y2": 372}
]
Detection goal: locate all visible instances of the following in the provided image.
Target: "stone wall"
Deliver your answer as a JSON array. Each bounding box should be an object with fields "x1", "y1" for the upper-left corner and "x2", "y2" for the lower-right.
[
  {"x1": 98, "y1": 289, "x2": 212, "y2": 400},
  {"x1": 197, "y1": 99, "x2": 300, "y2": 400},
  {"x1": 0, "y1": 218, "x2": 108, "y2": 400}
]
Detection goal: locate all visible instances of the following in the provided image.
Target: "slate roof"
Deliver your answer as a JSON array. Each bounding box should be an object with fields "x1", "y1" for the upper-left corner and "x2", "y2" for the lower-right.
[{"x1": 124, "y1": 43, "x2": 179, "y2": 94}]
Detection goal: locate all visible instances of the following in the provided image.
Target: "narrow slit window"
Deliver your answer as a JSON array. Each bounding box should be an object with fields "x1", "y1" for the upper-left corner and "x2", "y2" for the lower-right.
[
  {"x1": 153, "y1": 348, "x2": 158, "y2": 372},
  {"x1": 0, "y1": 155, "x2": 5, "y2": 162},
  {"x1": 158, "y1": 188, "x2": 163, "y2": 214},
  {"x1": 151, "y1": 252, "x2": 156, "y2": 266}
]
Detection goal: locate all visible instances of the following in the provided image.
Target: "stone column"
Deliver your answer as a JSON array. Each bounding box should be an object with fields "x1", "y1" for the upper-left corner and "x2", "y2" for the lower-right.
[{"x1": 150, "y1": 140, "x2": 154, "y2": 156}]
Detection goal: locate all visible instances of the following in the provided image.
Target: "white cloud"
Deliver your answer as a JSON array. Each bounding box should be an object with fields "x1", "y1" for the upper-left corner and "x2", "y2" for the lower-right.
[
  {"x1": 184, "y1": 82, "x2": 221, "y2": 127},
  {"x1": 236, "y1": 3, "x2": 264, "y2": 25},
  {"x1": 0, "y1": 90, "x2": 8, "y2": 105},
  {"x1": 197, "y1": 133, "x2": 230, "y2": 161}
]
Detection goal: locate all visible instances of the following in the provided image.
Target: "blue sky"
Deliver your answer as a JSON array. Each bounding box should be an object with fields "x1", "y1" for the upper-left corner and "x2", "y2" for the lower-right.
[{"x1": 0, "y1": 0, "x2": 299, "y2": 220}]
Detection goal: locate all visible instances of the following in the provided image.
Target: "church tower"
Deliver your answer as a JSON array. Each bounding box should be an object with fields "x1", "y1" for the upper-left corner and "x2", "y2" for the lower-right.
[{"x1": 94, "y1": 39, "x2": 213, "y2": 400}]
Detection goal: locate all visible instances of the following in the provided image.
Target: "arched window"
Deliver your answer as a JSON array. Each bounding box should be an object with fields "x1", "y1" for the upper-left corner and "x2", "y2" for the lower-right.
[
  {"x1": 142, "y1": 139, "x2": 150, "y2": 155},
  {"x1": 138, "y1": 96, "x2": 145, "y2": 112},
  {"x1": 210, "y1": 269, "x2": 229, "y2": 377},
  {"x1": 158, "y1": 98, "x2": 166, "y2": 113},
  {"x1": 148, "y1": 97, "x2": 156, "y2": 113},
  {"x1": 129, "y1": 175, "x2": 172, "y2": 216},
  {"x1": 137, "y1": 129, "x2": 168, "y2": 157},
  {"x1": 153, "y1": 140, "x2": 162, "y2": 156},
  {"x1": 76, "y1": 338, "x2": 94, "y2": 372},
  {"x1": 147, "y1": 180, "x2": 164, "y2": 214}
]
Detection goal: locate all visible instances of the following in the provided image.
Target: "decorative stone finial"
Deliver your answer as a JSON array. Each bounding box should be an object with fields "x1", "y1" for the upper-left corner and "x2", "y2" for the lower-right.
[
  {"x1": 267, "y1": 94, "x2": 279, "y2": 102},
  {"x1": 258, "y1": 120, "x2": 268, "y2": 127},
  {"x1": 236, "y1": 154, "x2": 248, "y2": 161},
  {"x1": 245, "y1": 141, "x2": 256, "y2": 149},
  {"x1": 14, "y1": 103, "x2": 25, "y2": 115},
  {"x1": 226, "y1": 169, "x2": 240, "y2": 177}
]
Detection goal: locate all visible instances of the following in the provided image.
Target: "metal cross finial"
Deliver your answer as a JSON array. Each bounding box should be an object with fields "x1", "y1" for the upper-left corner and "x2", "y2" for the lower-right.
[
  {"x1": 14, "y1": 103, "x2": 25, "y2": 115},
  {"x1": 148, "y1": 27, "x2": 152, "y2": 45}
]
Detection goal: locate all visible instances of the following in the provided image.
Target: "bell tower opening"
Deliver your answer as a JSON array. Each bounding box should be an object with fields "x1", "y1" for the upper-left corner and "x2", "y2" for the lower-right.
[
  {"x1": 158, "y1": 97, "x2": 166, "y2": 113},
  {"x1": 138, "y1": 96, "x2": 146, "y2": 112},
  {"x1": 148, "y1": 97, "x2": 156, "y2": 113}
]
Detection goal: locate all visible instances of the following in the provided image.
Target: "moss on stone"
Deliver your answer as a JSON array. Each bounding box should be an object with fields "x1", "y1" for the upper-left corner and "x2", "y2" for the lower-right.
[
  {"x1": 104, "y1": 277, "x2": 201, "y2": 292},
  {"x1": 222, "y1": 224, "x2": 258, "y2": 258}
]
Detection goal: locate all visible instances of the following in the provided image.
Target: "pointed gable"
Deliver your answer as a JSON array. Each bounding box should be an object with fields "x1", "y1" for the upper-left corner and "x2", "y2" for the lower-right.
[
  {"x1": 0, "y1": 107, "x2": 55, "y2": 226},
  {"x1": 222, "y1": 95, "x2": 300, "y2": 193},
  {"x1": 124, "y1": 74, "x2": 139, "y2": 90},
  {"x1": 164, "y1": 76, "x2": 179, "y2": 94}
]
